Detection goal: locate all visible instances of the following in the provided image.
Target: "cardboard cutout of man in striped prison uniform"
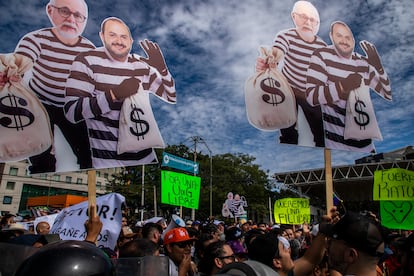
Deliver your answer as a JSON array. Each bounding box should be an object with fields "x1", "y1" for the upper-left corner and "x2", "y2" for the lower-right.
[
  {"x1": 64, "y1": 17, "x2": 176, "y2": 169},
  {"x1": 14, "y1": 0, "x2": 94, "y2": 174},
  {"x1": 257, "y1": 1, "x2": 326, "y2": 147},
  {"x1": 306, "y1": 21, "x2": 391, "y2": 153}
]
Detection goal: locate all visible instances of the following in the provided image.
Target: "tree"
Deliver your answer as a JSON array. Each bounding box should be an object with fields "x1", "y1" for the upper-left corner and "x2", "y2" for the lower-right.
[{"x1": 108, "y1": 144, "x2": 274, "y2": 222}]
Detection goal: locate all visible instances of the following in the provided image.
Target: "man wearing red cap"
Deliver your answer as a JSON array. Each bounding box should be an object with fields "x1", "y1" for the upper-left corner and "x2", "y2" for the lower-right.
[{"x1": 163, "y1": 227, "x2": 197, "y2": 276}]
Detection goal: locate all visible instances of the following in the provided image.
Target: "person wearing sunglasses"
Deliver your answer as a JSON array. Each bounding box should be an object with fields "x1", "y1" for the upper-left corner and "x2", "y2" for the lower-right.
[
  {"x1": 198, "y1": 240, "x2": 236, "y2": 275},
  {"x1": 14, "y1": 0, "x2": 94, "y2": 174},
  {"x1": 164, "y1": 227, "x2": 197, "y2": 276}
]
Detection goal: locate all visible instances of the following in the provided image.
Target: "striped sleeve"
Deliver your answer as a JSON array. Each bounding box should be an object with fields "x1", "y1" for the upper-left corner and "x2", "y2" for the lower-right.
[
  {"x1": 366, "y1": 63, "x2": 392, "y2": 101},
  {"x1": 306, "y1": 49, "x2": 341, "y2": 106},
  {"x1": 132, "y1": 54, "x2": 176, "y2": 104},
  {"x1": 64, "y1": 52, "x2": 113, "y2": 123},
  {"x1": 14, "y1": 30, "x2": 41, "y2": 62}
]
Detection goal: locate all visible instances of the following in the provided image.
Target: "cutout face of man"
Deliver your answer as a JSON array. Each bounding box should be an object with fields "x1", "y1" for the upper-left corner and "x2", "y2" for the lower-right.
[
  {"x1": 291, "y1": 1, "x2": 320, "y2": 41},
  {"x1": 47, "y1": 0, "x2": 88, "y2": 41},
  {"x1": 330, "y1": 22, "x2": 355, "y2": 58},
  {"x1": 100, "y1": 18, "x2": 133, "y2": 62}
]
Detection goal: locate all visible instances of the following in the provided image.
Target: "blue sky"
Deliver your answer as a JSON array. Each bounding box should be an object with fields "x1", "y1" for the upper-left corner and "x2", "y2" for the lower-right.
[{"x1": 1, "y1": 0, "x2": 413, "y2": 174}]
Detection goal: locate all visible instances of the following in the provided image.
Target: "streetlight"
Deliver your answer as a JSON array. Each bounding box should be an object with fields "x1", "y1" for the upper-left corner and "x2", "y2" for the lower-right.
[{"x1": 190, "y1": 136, "x2": 213, "y2": 218}]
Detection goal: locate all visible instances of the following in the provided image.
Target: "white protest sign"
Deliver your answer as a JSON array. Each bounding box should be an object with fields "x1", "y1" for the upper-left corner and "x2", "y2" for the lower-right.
[{"x1": 50, "y1": 193, "x2": 125, "y2": 250}]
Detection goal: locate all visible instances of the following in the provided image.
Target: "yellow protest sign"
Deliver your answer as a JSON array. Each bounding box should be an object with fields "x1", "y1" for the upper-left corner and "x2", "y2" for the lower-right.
[
  {"x1": 273, "y1": 198, "x2": 310, "y2": 224},
  {"x1": 373, "y1": 168, "x2": 414, "y2": 201}
]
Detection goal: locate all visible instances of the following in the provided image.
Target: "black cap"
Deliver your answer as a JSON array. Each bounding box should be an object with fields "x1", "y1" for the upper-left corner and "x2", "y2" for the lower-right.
[{"x1": 327, "y1": 212, "x2": 384, "y2": 256}]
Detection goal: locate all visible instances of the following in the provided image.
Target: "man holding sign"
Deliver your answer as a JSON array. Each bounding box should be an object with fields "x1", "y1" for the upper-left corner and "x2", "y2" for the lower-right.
[{"x1": 306, "y1": 21, "x2": 391, "y2": 153}]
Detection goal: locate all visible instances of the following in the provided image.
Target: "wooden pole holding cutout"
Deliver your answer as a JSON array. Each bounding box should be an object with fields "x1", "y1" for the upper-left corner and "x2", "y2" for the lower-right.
[
  {"x1": 324, "y1": 148, "x2": 334, "y2": 214},
  {"x1": 88, "y1": 170, "x2": 97, "y2": 218}
]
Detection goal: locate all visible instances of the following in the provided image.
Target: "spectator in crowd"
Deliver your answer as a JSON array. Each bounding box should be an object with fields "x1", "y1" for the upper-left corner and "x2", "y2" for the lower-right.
[
  {"x1": 240, "y1": 220, "x2": 252, "y2": 233},
  {"x1": 35, "y1": 221, "x2": 50, "y2": 235},
  {"x1": 310, "y1": 254, "x2": 329, "y2": 276},
  {"x1": 163, "y1": 227, "x2": 197, "y2": 276},
  {"x1": 391, "y1": 233, "x2": 414, "y2": 276},
  {"x1": 117, "y1": 225, "x2": 138, "y2": 251},
  {"x1": 192, "y1": 220, "x2": 201, "y2": 231},
  {"x1": 194, "y1": 232, "x2": 217, "y2": 267},
  {"x1": 378, "y1": 233, "x2": 403, "y2": 275},
  {"x1": 257, "y1": 222, "x2": 268, "y2": 232},
  {"x1": 1, "y1": 223, "x2": 29, "y2": 239},
  {"x1": 0, "y1": 214, "x2": 16, "y2": 230},
  {"x1": 325, "y1": 211, "x2": 385, "y2": 276},
  {"x1": 225, "y1": 226, "x2": 248, "y2": 262},
  {"x1": 214, "y1": 220, "x2": 226, "y2": 241},
  {"x1": 200, "y1": 223, "x2": 221, "y2": 242},
  {"x1": 198, "y1": 240, "x2": 236, "y2": 275},
  {"x1": 186, "y1": 220, "x2": 194, "y2": 228},
  {"x1": 142, "y1": 222, "x2": 163, "y2": 245},
  {"x1": 121, "y1": 215, "x2": 128, "y2": 227},
  {"x1": 119, "y1": 238, "x2": 160, "y2": 257}
]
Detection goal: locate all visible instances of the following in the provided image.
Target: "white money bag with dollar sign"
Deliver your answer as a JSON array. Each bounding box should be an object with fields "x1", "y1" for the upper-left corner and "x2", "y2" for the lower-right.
[
  {"x1": 0, "y1": 53, "x2": 53, "y2": 162},
  {"x1": 344, "y1": 85, "x2": 382, "y2": 141},
  {"x1": 117, "y1": 86, "x2": 165, "y2": 154},
  {"x1": 245, "y1": 47, "x2": 297, "y2": 131}
]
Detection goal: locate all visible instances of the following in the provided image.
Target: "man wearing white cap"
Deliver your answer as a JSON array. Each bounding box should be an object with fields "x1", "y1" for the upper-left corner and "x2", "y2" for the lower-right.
[{"x1": 256, "y1": 0, "x2": 326, "y2": 147}]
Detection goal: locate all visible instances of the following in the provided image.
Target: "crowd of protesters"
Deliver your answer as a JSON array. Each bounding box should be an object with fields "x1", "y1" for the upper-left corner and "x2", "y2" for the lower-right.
[{"x1": 1, "y1": 207, "x2": 413, "y2": 275}]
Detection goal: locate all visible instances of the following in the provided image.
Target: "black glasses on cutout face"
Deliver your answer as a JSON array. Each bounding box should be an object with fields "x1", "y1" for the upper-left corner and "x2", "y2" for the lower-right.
[
  {"x1": 51, "y1": 5, "x2": 87, "y2": 23},
  {"x1": 173, "y1": 241, "x2": 193, "y2": 248}
]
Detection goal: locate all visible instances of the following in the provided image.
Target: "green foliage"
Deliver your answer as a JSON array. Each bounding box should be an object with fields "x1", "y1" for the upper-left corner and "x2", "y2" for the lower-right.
[{"x1": 108, "y1": 144, "x2": 275, "y2": 222}]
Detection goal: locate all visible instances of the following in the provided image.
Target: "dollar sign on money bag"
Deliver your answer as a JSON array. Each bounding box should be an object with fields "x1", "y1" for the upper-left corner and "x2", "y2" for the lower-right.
[
  {"x1": 0, "y1": 94, "x2": 35, "y2": 131},
  {"x1": 354, "y1": 97, "x2": 370, "y2": 130},
  {"x1": 129, "y1": 103, "x2": 149, "y2": 140},
  {"x1": 260, "y1": 77, "x2": 285, "y2": 106}
]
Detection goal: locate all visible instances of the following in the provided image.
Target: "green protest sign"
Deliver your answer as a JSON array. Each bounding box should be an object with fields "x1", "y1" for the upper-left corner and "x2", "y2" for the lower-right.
[
  {"x1": 161, "y1": 170, "x2": 201, "y2": 209},
  {"x1": 380, "y1": 200, "x2": 414, "y2": 230},
  {"x1": 273, "y1": 198, "x2": 310, "y2": 224},
  {"x1": 373, "y1": 168, "x2": 414, "y2": 201}
]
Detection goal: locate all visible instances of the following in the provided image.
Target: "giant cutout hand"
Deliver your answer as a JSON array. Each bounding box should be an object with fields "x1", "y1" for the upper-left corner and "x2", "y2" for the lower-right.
[
  {"x1": 139, "y1": 39, "x2": 168, "y2": 75},
  {"x1": 360, "y1": 40, "x2": 384, "y2": 73}
]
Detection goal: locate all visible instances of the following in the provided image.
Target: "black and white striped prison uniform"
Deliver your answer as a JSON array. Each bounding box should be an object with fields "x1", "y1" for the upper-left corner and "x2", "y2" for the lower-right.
[
  {"x1": 306, "y1": 45, "x2": 392, "y2": 153},
  {"x1": 15, "y1": 28, "x2": 95, "y2": 107},
  {"x1": 64, "y1": 47, "x2": 176, "y2": 169},
  {"x1": 274, "y1": 28, "x2": 327, "y2": 93}
]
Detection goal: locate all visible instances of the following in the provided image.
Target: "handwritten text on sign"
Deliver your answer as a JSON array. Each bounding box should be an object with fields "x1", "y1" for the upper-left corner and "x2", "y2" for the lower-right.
[
  {"x1": 274, "y1": 198, "x2": 310, "y2": 224},
  {"x1": 374, "y1": 168, "x2": 414, "y2": 201},
  {"x1": 50, "y1": 193, "x2": 125, "y2": 250},
  {"x1": 161, "y1": 170, "x2": 201, "y2": 209}
]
